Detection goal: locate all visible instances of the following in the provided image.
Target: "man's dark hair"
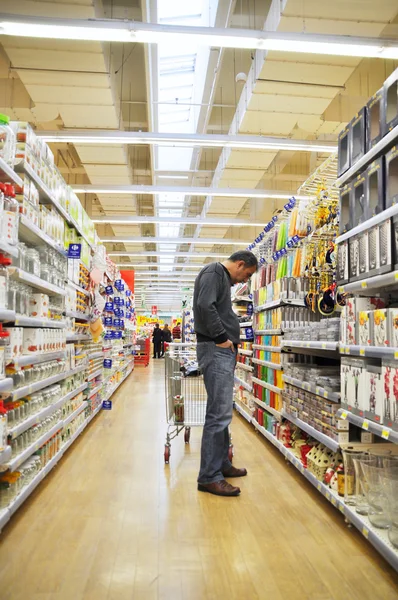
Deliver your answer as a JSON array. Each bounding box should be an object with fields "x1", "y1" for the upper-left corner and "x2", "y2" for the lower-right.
[
  {"x1": 155, "y1": 323, "x2": 159, "y2": 328},
  {"x1": 228, "y1": 250, "x2": 258, "y2": 269}
]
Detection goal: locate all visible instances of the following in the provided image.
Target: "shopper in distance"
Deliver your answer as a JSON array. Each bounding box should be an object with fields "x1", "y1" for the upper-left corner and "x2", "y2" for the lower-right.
[
  {"x1": 160, "y1": 323, "x2": 172, "y2": 357},
  {"x1": 193, "y1": 251, "x2": 258, "y2": 497},
  {"x1": 152, "y1": 323, "x2": 163, "y2": 359}
]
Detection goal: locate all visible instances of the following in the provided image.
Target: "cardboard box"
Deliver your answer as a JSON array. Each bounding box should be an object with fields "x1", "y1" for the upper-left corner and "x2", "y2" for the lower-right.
[
  {"x1": 373, "y1": 309, "x2": 388, "y2": 347},
  {"x1": 29, "y1": 294, "x2": 49, "y2": 319},
  {"x1": 381, "y1": 359, "x2": 398, "y2": 428},
  {"x1": 364, "y1": 364, "x2": 383, "y2": 424},
  {"x1": 358, "y1": 311, "x2": 373, "y2": 346},
  {"x1": 23, "y1": 328, "x2": 43, "y2": 353},
  {"x1": 389, "y1": 308, "x2": 398, "y2": 348}
]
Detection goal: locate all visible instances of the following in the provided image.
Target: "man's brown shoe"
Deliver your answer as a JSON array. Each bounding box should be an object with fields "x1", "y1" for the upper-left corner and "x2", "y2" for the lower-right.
[
  {"x1": 222, "y1": 466, "x2": 247, "y2": 478},
  {"x1": 198, "y1": 479, "x2": 241, "y2": 496}
]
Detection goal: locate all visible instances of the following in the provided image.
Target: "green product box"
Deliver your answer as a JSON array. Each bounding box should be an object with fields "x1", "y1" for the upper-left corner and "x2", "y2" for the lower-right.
[{"x1": 80, "y1": 238, "x2": 90, "y2": 269}]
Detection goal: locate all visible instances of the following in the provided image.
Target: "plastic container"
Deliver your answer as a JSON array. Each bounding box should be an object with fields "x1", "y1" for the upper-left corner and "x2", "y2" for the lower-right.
[
  {"x1": 0, "y1": 183, "x2": 19, "y2": 245},
  {"x1": 0, "y1": 400, "x2": 7, "y2": 452},
  {"x1": 0, "y1": 114, "x2": 16, "y2": 167},
  {"x1": 0, "y1": 324, "x2": 10, "y2": 380}
]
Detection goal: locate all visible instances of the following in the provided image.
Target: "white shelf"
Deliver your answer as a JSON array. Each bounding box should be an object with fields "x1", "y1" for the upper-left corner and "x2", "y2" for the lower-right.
[
  {"x1": 339, "y1": 270, "x2": 398, "y2": 294},
  {"x1": 66, "y1": 334, "x2": 91, "y2": 342},
  {"x1": 7, "y1": 383, "x2": 87, "y2": 439},
  {"x1": 10, "y1": 365, "x2": 86, "y2": 402},
  {"x1": 254, "y1": 329, "x2": 282, "y2": 336},
  {"x1": 19, "y1": 215, "x2": 66, "y2": 256},
  {"x1": 87, "y1": 368, "x2": 102, "y2": 381},
  {"x1": 234, "y1": 400, "x2": 253, "y2": 423},
  {"x1": 281, "y1": 410, "x2": 340, "y2": 452},
  {"x1": 0, "y1": 378, "x2": 13, "y2": 394},
  {"x1": 7, "y1": 421, "x2": 63, "y2": 472},
  {"x1": 89, "y1": 351, "x2": 104, "y2": 360},
  {"x1": 239, "y1": 321, "x2": 253, "y2": 328},
  {"x1": 282, "y1": 340, "x2": 339, "y2": 352},
  {"x1": 234, "y1": 375, "x2": 252, "y2": 393},
  {"x1": 0, "y1": 156, "x2": 23, "y2": 186},
  {"x1": 0, "y1": 310, "x2": 16, "y2": 322},
  {"x1": 65, "y1": 311, "x2": 89, "y2": 321},
  {"x1": 87, "y1": 384, "x2": 102, "y2": 400},
  {"x1": 8, "y1": 268, "x2": 66, "y2": 297},
  {"x1": 252, "y1": 344, "x2": 281, "y2": 352},
  {"x1": 0, "y1": 240, "x2": 18, "y2": 259},
  {"x1": 236, "y1": 362, "x2": 253, "y2": 372},
  {"x1": 67, "y1": 281, "x2": 90, "y2": 297},
  {"x1": 336, "y1": 123, "x2": 398, "y2": 189},
  {"x1": 63, "y1": 401, "x2": 87, "y2": 428},
  {"x1": 252, "y1": 417, "x2": 398, "y2": 573},
  {"x1": 13, "y1": 315, "x2": 66, "y2": 328},
  {"x1": 238, "y1": 348, "x2": 252, "y2": 356},
  {"x1": 252, "y1": 397, "x2": 282, "y2": 421},
  {"x1": 340, "y1": 345, "x2": 398, "y2": 359},
  {"x1": 338, "y1": 409, "x2": 398, "y2": 444},
  {"x1": 7, "y1": 350, "x2": 66, "y2": 368},
  {"x1": 252, "y1": 377, "x2": 282, "y2": 395},
  {"x1": 254, "y1": 298, "x2": 305, "y2": 312},
  {"x1": 282, "y1": 374, "x2": 340, "y2": 403},
  {"x1": 0, "y1": 446, "x2": 11, "y2": 470},
  {"x1": 252, "y1": 358, "x2": 282, "y2": 370}
]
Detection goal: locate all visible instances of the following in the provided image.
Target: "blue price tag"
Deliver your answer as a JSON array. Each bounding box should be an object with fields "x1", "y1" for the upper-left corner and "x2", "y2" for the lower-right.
[
  {"x1": 120, "y1": 320, "x2": 125, "y2": 329},
  {"x1": 104, "y1": 317, "x2": 113, "y2": 326},
  {"x1": 105, "y1": 285, "x2": 113, "y2": 295},
  {"x1": 104, "y1": 359, "x2": 112, "y2": 369},
  {"x1": 114, "y1": 308, "x2": 122, "y2": 317},
  {"x1": 68, "y1": 243, "x2": 81, "y2": 259},
  {"x1": 115, "y1": 331, "x2": 123, "y2": 339},
  {"x1": 126, "y1": 290, "x2": 131, "y2": 297},
  {"x1": 126, "y1": 312, "x2": 132, "y2": 319},
  {"x1": 119, "y1": 309, "x2": 124, "y2": 317},
  {"x1": 105, "y1": 302, "x2": 114, "y2": 312},
  {"x1": 114, "y1": 297, "x2": 121, "y2": 306},
  {"x1": 102, "y1": 400, "x2": 112, "y2": 410},
  {"x1": 247, "y1": 303, "x2": 253, "y2": 316},
  {"x1": 113, "y1": 318, "x2": 121, "y2": 327}
]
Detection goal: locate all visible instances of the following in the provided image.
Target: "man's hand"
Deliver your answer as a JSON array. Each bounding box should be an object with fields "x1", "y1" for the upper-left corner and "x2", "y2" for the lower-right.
[{"x1": 216, "y1": 339, "x2": 235, "y2": 351}]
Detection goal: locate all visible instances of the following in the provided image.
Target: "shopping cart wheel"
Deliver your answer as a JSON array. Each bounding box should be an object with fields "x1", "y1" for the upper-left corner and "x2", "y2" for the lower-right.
[
  {"x1": 184, "y1": 427, "x2": 191, "y2": 444},
  {"x1": 228, "y1": 445, "x2": 234, "y2": 463},
  {"x1": 164, "y1": 445, "x2": 170, "y2": 464}
]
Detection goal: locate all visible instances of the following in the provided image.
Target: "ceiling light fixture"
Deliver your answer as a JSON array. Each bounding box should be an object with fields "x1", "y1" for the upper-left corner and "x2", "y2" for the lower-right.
[
  {"x1": 73, "y1": 184, "x2": 310, "y2": 200},
  {"x1": 108, "y1": 252, "x2": 229, "y2": 258},
  {"x1": 1, "y1": 15, "x2": 397, "y2": 59},
  {"x1": 157, "y1": 175, "x2": 189, "y2": 180},
  {"x1": 101, "y1": 236, "x2": 249, "y2": 245},
  {"x1": 38, "y1": 130, "x2": 336, "y2": 154},
  {"x1": 93, "y1": 215, "x2": 267, "y2": 226}
]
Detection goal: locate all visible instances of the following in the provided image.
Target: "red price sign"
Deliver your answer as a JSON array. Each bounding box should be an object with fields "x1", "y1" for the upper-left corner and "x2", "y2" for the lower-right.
[{"x1": 151, "y1": 305, "x2": 158, "y2": 315}]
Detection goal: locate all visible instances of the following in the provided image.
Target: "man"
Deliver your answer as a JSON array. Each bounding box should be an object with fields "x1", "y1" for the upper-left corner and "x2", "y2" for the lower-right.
[
  {"x1": 161, "y1": 324, "x2": 172, "y2": 357},
  {"x1": 152, "y1": 323, "x2": 163, "y2": 359},
  {"x1": 193, "y1": 250, "x2": 258, "y2": 497}
]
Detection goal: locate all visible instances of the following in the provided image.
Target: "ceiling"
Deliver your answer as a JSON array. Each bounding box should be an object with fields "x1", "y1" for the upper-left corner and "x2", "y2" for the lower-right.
[{"x1": 1, "y1": 0, "x2": 398, "y2": 310}]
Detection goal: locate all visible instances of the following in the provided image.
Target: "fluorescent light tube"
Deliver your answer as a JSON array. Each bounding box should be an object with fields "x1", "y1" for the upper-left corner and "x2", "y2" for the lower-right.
[
  {"x1": 157, "y1": 175, "x2": 189, "y2": 180},
  {"x1": 101, "y1": 237, "x2": 249, "y2": 245},
  {"x1": 108, "y1": 252, "x2": 229, "y2": 258},
  {"x1": 92, "y1": 215, "x2": 267, "y2": 226},
  {"x1": 73, "y1": 183, "x2": 310, "y2": 200},
  {"x1": 38, "y1": 130, "x2": 336, "y2": 154},
  {"x1": 1, "y1": 15, "x2": 397, "y2": 59}
]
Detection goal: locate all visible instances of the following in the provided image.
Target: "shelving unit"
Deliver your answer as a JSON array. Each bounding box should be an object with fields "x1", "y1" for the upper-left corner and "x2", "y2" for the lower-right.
[
  {"x1": 19, "y1": 215, "x2": 66, "y2": 257},
  {"x1": 252, "y1": 397, "x2": 282, "y2": 421},
  {"x1": 0, "y1": 156, "x2": 23, "y2": 186},
  {"x1": 238, "y1": 348, "x2": 252, "y2": 356},
  {"x1": 340, "y1": 345, "x2": 398, "y2": 359},
  {"x1": 0, "y1": 240, "x2": 18, "y2": 260},
  {"x1": 252, "y1": 417, "x2": 398, "y2": 572},
  {"x1": 7, "y1": 365, "x2": 86, "y2": 402},
  {"x1": 235, "y1": 362, "x2": 253, "y2": 372},
  {"x1": 282, "y1": 340, "x2": 339, "y2": 352},
  {"x1": 12, "y1": 316, "x2": 67, "y2": 328},
  {"x1": 339, "y1": 270, "x2": 398, "y2": 295},
  {"x1": 8, "y1": 268, "x2": 66, "y2": 297},
  {"x1": 252, "y1": 358, "x2": 282, "y2": 370},
  {"x1": 338, "y1": 409, "x2": 398, "y2": 444},
  {"x1": 252, "y1": 376, "x2": 281, "y2": 395},
  {"x1": 234, "y1": 399, "x2": 253, "y2": 423},
  {"x1": 254, "y1": 328, "x2": 282, "y2": 336},
  {"x1": 281, "y1": 410, "x2": 340, "y2": 451},
  {"x1": 65, "y1": 310, "x2": 89, "y2": 321},
  {"x1": 282, "y1": 374, "x2": 340, "y2": 402},
  {"x1": 7, "y1": 350, "x2": 67, "y2": 368},
  {"x1": 239, "y1": 321, "x2": 253, "y2": 328},
  {"x1": 234, "y1": 375, "x2": 252, "y2": 393},
  {"x1": 254, "y1": 298, "x2": 305, "y2": 312},
  {"x1": 252, "y1": 344, "x2": 281, "y2": 352}
]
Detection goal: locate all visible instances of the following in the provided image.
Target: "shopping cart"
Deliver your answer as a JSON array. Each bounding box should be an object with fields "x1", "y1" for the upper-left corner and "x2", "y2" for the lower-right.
[{"x1": 164, "y1": 343, "x2": 233, "y2": 464}]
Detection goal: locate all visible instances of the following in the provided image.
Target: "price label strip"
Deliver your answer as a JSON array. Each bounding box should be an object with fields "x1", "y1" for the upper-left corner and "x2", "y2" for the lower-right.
[
  {"x1": 362, "y1": 420, "x2": 369, "y2": 431},
  {"x1": 382, "y1": 428, "x2": 390, "y2": 440}
]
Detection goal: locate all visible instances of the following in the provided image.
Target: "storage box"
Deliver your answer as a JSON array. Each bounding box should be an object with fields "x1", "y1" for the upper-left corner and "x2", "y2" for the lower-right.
[
  {"x1": 351, "y1": 172, "x2": 367, "y2": 228},
  {"x1": 23, "y1": 328, "x2": 43, "y2": 353},
  {"x1": 386, "y1": 146, "x2": 398, "y2": 209},
  {"x1": 4, "y1": 327, "x2": 23, "y2": 361},
  {"x1": 29, "y1": 294, "x2": 49, "y2": 318},
  {"x1": 373, "y1": 309, "x2": 389, "y2": 347},
  {"x1": 381, "y1": 360, "x2": 398, "y2": 428},
  {"x1": 364, "y1": 364, "x2": 383, "y2": 423},
  {"x1": 382, "y1": 68, "x2": 398, "y2": 136},
  {"x1": 338, "y1": 125, "x2": 351, "y2": 176},
  {"x1": 350, "y1": 107, "x2": 367, "y2": 165},
  {"x1": 366, "y1": 88, "x2": 383, "y2": 150},
  {"x1": 358, "y1": 311, "x2": 373, "y2": 346},
  {"x1": 339, "y1": 183, "x2": 352, "y2": 234},
  {"x1": 388, "y1": 308, "x2": 398, "y2": 349},
  {"x1": 336, "y1": 241, "x2": 349, "y2": 285}
]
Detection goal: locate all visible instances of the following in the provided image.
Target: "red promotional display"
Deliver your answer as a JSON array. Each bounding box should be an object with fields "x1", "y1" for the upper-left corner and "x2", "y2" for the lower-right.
[
  {"x1": 120, "y1": 270, "x2": 135, "y2": 293},
  {"x1": 151, "y1": 305, "x2": 158, "y2": 316}
]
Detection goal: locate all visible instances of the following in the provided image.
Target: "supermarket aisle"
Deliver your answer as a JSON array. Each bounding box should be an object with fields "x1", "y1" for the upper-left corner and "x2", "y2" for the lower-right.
[{"x1": 0, "y1": 362, "x2": 398, "y2": 600}]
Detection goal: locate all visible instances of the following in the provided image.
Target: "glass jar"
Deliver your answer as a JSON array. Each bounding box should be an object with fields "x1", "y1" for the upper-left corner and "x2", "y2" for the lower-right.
[
  {"x1": 0, "y1": 114, "x2": 16, "y2": 166},
  {"x1": 0, "y1": 256, "x2": 9, "y2": 310},
  {"x1": 25, "y1": 249, "x2": 40, "y2": 277},
  {"x1": 15, "y1": 243, "x2": 27, "y2": 272},
  {"x1": 40, "y1": 264, "x2": 50, "y2": 283},
  {"x1": 1, "y1": 184, "x2": 19, "y2": 246}
]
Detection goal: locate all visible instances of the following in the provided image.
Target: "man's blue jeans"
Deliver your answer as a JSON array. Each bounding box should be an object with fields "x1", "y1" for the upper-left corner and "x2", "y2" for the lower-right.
[{"x1": 197, "y1": 341, "x2": 236, "y2": 484}]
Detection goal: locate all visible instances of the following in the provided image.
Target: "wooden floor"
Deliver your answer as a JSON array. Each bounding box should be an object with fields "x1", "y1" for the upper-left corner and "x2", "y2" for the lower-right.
[{"x1": 0, "y1": 360, "x2": 398, "y2": 600}]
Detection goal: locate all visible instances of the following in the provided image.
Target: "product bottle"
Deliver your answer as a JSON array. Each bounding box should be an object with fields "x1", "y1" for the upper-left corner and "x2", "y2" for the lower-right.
[
  {"x1": 0, "y1": 400, "x2": 7, "y2": 452},
  {"x1": 1, "y1": 184, "x2": 19, "y2": 246},
  {"x1": 0, "y1": 253, "x2": 11, "y2": 310},
  {"x1": 0, "y1": 324, "x2": 10, "y2": 380},
  {"x1": 337, "y1": 468, "x2": 346, "y2": 497}
]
